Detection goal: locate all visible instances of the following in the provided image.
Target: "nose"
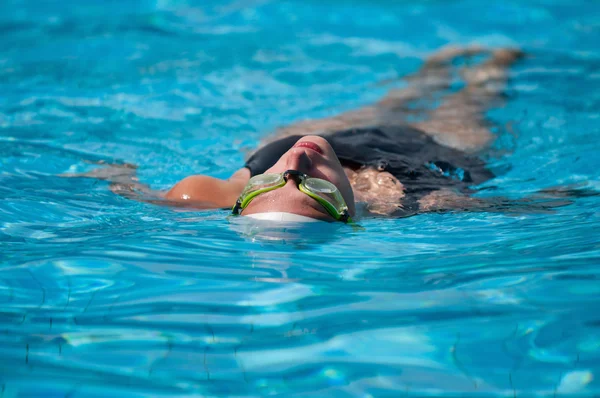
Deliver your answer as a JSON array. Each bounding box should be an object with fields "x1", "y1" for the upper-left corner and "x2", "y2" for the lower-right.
[{"x1": 285, "y1": 148, "x2": 313, "y2": 173}]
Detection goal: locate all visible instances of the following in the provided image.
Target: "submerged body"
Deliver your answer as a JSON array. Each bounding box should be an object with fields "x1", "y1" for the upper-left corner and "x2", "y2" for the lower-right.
[
  {"x1": 160, "y1": 47, "x2": 523, "y2": 220},
  {"x1": 72, "y1": 47, "x2": 544, "y2": 221},
  {"x1": 242, "y1": 126, "x2": 493, "y2": 218}
]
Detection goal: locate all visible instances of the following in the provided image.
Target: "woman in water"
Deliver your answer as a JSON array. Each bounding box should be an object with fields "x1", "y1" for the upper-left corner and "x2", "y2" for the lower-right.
[{"x1": 73, "y1": 46, "x2": 564, "y2": 222}]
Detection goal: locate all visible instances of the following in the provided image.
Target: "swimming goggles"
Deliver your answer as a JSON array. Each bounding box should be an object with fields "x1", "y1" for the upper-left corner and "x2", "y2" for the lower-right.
[{"x1": 231, "y1": 170, "x2": 352, "y2": 223}]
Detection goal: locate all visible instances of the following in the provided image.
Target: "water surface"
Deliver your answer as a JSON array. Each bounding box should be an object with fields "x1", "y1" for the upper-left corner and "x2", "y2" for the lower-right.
[{"x1": 1, "y1": 0, "x2": 599, "y2": 396}]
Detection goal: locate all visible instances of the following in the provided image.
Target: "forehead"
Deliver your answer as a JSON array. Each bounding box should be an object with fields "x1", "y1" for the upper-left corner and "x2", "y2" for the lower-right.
[{"x1": 242, "y1": 184, "x2": 335, "y2": 222}]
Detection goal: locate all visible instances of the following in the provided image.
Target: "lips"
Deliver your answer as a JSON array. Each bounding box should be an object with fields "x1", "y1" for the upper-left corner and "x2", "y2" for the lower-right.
[{"x1": 293, "y1": 141, "x2": 324, "y2": 155}]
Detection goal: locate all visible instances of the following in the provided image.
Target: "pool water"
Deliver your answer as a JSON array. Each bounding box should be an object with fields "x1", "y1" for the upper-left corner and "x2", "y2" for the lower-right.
[{"x1": 1, "y1": 0, "x2": 599, "y2": 396}]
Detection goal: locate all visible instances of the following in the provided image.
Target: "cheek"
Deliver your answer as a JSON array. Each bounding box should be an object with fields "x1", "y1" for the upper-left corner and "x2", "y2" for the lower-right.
[
  {"x1": 322, "y1": 165, "x2": 355, "y2": 203},
  {"x1": 264, "y1": 156, "x2": 287, "y2": 174},
  {"x1": 330, "y1": 163, "x2": 351, "y2": 186}
]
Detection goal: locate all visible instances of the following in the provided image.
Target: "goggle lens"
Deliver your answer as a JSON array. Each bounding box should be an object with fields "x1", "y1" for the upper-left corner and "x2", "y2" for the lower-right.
[
  {"x1": 242, "y1": 173, "x2": 283, "y2": 195},
  {"x1": 304, "y1": 178, "x2": 336, "y2": 194},
  {"x1": 250, "y1": 173, "x2": 282, "y2": 187}
]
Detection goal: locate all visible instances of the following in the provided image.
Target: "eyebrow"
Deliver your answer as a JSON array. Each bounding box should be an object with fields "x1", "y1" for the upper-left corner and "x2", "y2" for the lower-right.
[{"x1": 247, "y1": 186, "x2": 335, "y2": 220}]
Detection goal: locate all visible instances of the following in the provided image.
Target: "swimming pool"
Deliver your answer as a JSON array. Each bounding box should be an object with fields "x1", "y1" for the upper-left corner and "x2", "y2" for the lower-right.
[{"x1": 1, "y1": 0, "x2": 599, "y2": 396}]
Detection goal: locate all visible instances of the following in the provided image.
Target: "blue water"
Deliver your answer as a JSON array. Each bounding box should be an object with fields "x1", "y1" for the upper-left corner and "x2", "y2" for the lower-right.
[{"x1": 1, "y1": 0, "x2": 600, "y2": 396}]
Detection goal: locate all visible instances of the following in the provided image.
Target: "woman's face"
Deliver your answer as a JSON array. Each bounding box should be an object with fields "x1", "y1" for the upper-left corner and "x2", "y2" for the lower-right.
[{"x1": 242, "y1": 135, "x2": 355, "y2": 221}]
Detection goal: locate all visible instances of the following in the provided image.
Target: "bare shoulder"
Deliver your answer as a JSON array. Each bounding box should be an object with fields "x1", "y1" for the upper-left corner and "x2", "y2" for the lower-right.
[{"x1": 165, "y1": 168, "x2": 250, "y2": 208}]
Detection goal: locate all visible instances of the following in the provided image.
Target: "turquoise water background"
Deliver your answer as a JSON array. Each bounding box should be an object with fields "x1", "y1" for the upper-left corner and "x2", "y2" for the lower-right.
[{"x1": 1, "y1": 0, "x2": 600, "y2": 396}]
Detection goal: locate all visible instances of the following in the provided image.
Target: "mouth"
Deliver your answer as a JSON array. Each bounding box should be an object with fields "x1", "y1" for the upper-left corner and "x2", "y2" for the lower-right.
[{"x1": 293, "y1": 141, "x2": 324, "y2": 155}]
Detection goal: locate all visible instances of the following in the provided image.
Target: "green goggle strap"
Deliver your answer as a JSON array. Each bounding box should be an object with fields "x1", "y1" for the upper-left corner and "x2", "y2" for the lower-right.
[{"x1": 232, "y1": 173, "x2": 352, "y2": 222}]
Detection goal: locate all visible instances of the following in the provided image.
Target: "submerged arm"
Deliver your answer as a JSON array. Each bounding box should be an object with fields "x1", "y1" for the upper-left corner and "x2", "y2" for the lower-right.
[
  {"x1": 417, "y1": 187, "x2": 591, "y2": 215},
  {"x1": 63, "y1": 163, "x2": 250, "y2": 209}
]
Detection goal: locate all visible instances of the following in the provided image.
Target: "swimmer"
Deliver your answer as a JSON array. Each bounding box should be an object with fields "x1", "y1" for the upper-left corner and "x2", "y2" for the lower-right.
[{"x1": 68, "y1": 46, "x2": 579, "y2": 222}]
